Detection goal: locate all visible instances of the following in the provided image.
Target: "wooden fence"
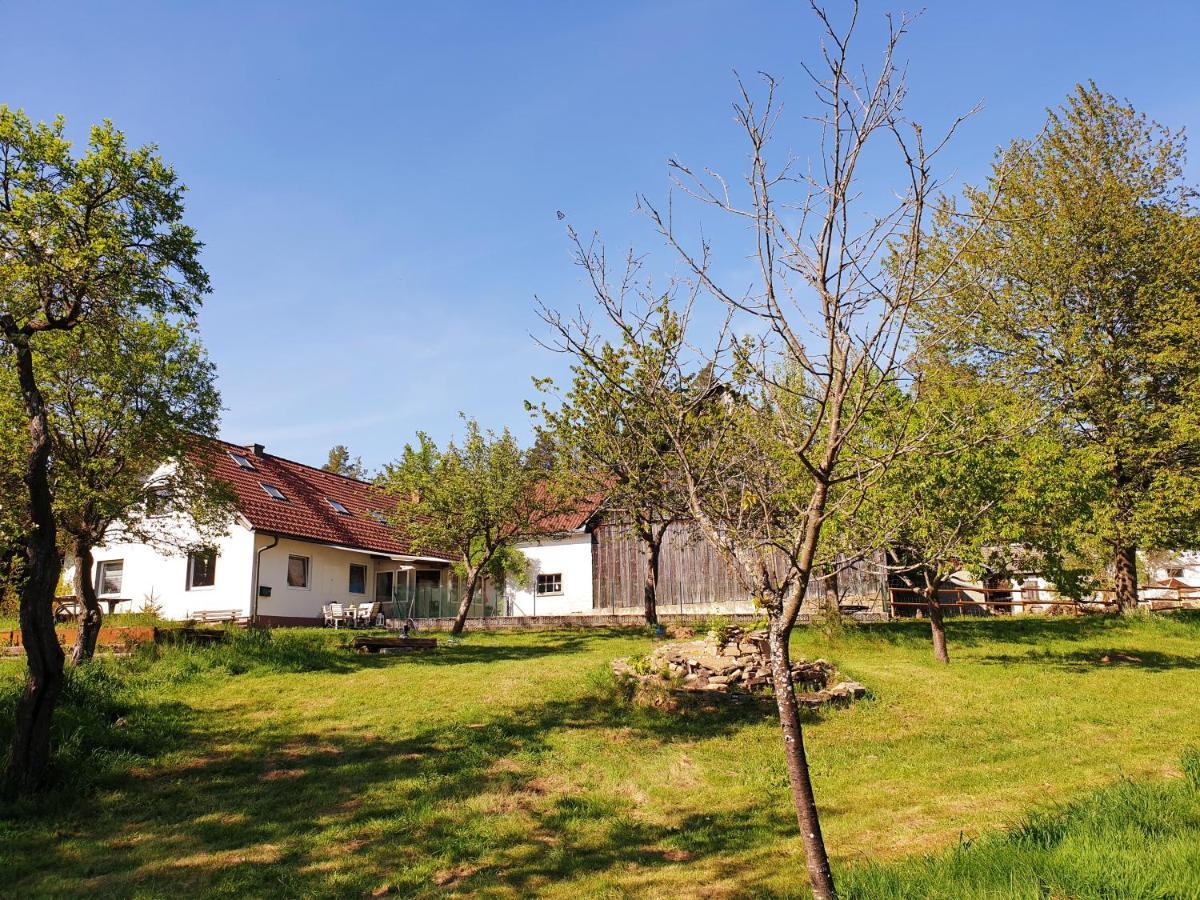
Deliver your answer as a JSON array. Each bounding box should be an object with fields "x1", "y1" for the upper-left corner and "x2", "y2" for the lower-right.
[{"x1": 887, "y1": 583, "x2": 1200, "y2": 615}]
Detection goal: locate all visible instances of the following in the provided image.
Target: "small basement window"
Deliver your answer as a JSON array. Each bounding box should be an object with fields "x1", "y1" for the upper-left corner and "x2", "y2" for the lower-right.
[
  {"x1": 327, "y1": 498, "x2": 351, "y2": 515},
  {"x1": 349, "y1": 563, "x2": 367, "y2": 595},
  {"x1": 287, "y1": 555, "x2": 310, "y2": 588},
  {"x1": 187, "y1": 548, "x2": 217, "y2": 589},
  {"x1": 260, "y1": 482, "x2": 287, "y2": 501},
  {"x1": 228, "y1": 451, "x2": 256, "y2": 470},
  {"x1": 97, "y1": 559, "x2": 124, "y2": 596},
  {"x1": 536, "y1": 573, "x2": 563, "y2": 596}
]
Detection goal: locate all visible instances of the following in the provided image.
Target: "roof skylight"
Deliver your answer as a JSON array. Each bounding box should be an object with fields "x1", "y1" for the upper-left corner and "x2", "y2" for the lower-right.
[
  {"x1": 260, "y1": 482, "x2": 287, "y2": 501},
  {"x1": 229, "y1": 451, "x2": 255, "y2": 470},
  {"x1": 327, "y1": 498, "x2": 351, "y2": 515}
]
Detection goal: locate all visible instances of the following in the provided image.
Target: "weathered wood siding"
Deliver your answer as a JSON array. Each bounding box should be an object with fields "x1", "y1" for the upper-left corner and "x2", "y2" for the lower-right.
[
  {"x1": 591, "y1": 521, "x2": 753, "y2": 610},
  {"x1": 591, "y1": 521, "x2": 888, "y2": 613}
]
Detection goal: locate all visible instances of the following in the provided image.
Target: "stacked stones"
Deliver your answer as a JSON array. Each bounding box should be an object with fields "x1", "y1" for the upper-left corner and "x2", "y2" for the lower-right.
[{"x1": 616, "y1": 626, "x2": 867, "y2": 704}]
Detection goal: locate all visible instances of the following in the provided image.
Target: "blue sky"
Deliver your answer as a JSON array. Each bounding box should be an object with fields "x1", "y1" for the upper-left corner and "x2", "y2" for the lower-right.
[{"x1": 4, "y1": 1, "x2": 1198, "y2": 470}]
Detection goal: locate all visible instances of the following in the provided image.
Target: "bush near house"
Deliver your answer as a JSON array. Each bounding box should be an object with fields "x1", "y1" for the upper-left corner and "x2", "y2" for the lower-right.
[{"x1": 0, "y1": 616, "x2": 1198, "y2": 896}]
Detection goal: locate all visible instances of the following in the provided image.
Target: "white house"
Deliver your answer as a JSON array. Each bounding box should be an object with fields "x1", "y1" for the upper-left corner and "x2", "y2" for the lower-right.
[{"x1": 90, "y1": 439, "x2": 458, "y2": 625}]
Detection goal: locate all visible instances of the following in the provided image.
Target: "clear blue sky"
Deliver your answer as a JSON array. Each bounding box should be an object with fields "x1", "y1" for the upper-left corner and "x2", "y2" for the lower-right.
[{"x1": 4, "y1": 1, "x2": 1198, "y2": 470}]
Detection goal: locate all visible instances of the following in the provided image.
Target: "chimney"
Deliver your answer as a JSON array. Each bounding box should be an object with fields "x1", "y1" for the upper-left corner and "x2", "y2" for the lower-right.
[{"x1": 248, "y1": 443, "x2": 265, "y2": 457}]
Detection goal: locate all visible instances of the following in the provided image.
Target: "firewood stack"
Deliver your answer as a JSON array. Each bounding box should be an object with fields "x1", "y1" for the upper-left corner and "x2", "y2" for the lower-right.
[{"x1": 614, "y1": 625, "x2": 868, "y2": 705}]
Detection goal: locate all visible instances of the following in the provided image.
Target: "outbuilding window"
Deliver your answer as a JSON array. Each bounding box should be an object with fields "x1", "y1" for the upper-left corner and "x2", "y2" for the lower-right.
[
  {"x1": 287, "y1": 555, "x2": 310, "y2": 589},
  {"x1": 536, "y1": 573, "x2": 563, "y2": 596},
  {"x1": 187, "y1": 549, "x2": 217, "y2": 589}
]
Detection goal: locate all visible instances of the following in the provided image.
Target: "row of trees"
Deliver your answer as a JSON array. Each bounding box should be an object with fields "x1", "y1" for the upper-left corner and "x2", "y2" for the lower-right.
[{"x1": 513, "y1": 6, "x2": 1200, "y2": 897}]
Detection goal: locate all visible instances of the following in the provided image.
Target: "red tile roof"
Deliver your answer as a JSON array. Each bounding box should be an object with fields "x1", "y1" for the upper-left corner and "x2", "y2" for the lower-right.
[
  {"x1": 528, "y1": 488, "x2": 606, "y2": 534},
  {"x1": 197, "y1": 437, "x2": 450, "y2": 560}
]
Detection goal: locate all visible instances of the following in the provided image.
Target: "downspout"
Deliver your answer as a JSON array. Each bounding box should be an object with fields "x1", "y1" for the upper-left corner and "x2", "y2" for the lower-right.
[{"x1": 251, "y1": 533, "x2": 279, "y2": 625}]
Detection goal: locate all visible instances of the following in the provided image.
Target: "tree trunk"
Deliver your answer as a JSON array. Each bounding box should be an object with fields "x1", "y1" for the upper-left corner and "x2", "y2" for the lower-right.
[
  {"x1": 449, "y1": 568, "x2": 482, "y2": 636},
  {"x1": 1111, "y1": 544, "x2": 1139, "y2": 614},
  {"x1": 766, "y1": 616, "x2": 837, "y2": 900},
  {"x1": 4, "y1": 339, "x2": 66, "y2": 796},
  {"x1": 642, "y1": 534, "x2": 661, "y2": 626},
  {"x1": 924, "y1": 586, "x2": 949, "y2": 664},
  {"x1": 71, "y1": 540, "x2": 102, "y2": 665}
]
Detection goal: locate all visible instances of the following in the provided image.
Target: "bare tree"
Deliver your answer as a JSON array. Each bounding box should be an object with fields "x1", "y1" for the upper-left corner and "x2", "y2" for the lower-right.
[{"x1": 544, "y1": 6, "x2": 982, "y2": 895}]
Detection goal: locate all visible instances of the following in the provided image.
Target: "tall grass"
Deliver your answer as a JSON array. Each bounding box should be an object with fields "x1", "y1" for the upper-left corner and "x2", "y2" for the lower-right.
[
  {"x1": 841, "y1": 748, "x2": 1200, "y2": 899},
  {"x1": 0, "y1": 628, "x2": 360, "y2": 800}
]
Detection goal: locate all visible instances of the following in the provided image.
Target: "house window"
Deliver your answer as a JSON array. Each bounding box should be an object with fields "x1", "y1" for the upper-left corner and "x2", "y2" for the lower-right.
[
  {"x1": 287, "y1": 555, "x2": 310, "y2": 588},
  {"x1": 368, "y1": 510, "x2": 389, "y2": 524},
  {"x1": 349, "y1": 564, "x2": 367, "y2": 595},
  {"x1": 1167, "y1": 567, "x2": 1185, "y2": 579},
  {"x1": 536, "y1": 573, "x2": 563, "y2": 596},
  {"x1": 187, "y1": 549, "x2": 217, "y2": 589},
  {"x1": 97, "y1": 559, "x2": 124, "y2": 596},
  {"x1": 261, "y1": 482, "x2": 287, "y2": 501},
  {"x1": 228, "y1": 451, "x2": 256, "y2": 470},
  {"x1": 327, "y1": 498, "x2": 351, "y2": 515}
]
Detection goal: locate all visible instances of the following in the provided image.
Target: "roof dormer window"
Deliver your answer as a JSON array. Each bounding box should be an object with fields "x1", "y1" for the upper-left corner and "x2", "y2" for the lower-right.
[
  {"x1": 260, "y1": 482, "x2": 287, "y2": 501},
  {"x1": 327, "y1": 498, "x2": 351, "y2": 515},
  {"x1": 229, "y1": 451, "x2": 256, "y2": 470}
]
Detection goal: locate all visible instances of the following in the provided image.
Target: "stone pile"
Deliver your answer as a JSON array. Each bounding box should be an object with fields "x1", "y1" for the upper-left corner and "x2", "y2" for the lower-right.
[{"x1": 614, "y1": 626, "x2": 867, "y2": 705}]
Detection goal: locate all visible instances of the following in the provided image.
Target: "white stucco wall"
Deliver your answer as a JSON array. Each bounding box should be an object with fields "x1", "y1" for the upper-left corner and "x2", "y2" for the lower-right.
[
  {"x1": 506, "y1": 532, "x2": 593, "y2": 616},
  {"x1": 90, "y1": 519, "x2": 257, "y2": 620},
  {"x1": 253, "y1": 536, "x2": 401, "y2": 622}
]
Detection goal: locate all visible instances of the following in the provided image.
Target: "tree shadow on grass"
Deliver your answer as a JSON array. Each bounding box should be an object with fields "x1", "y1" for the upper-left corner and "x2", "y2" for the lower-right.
[
  {"x1": 0, "y1": 673, "x2": 817, "y2": 897},
  {"x1": 977, "y1": 646, "x2": 1200, "y2": 672},
  {"x1": 842, "y1": 613, "x2": 1198, "y2": 653}
]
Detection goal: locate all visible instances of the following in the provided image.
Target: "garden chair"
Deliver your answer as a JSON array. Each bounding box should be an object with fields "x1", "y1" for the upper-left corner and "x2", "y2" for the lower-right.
[
  {"x1": 355, "y1": 602, "x2": 377, "y2": 628},
  {"x1": 322, "y1": 604, "x2": 336, "y2": 627},
  {"x1": 328, "y1": 603, "x2": 349, "y2": 629}
]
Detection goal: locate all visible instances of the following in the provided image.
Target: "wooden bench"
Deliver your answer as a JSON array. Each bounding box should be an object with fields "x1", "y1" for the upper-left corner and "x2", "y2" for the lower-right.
[
  {"x1": 350, "y1": 636, "x2": 437, "y2": 654},
  {"x1": 189, "y1": 609, "x2": 249, "y2": 625}
]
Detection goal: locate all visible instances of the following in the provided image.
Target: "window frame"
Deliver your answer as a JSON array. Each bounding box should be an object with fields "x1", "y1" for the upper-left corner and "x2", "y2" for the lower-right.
[
  {"x1": 286, "y1": 554, "x2": 311, "y2": 590},
  {"x1": 536, "y1": 572, "x2": 563, "y2": 596},
  {"x1": 327, "y1": 498, "x2": 351, "y2": 515},
  {"x1": 1167, "y1": 566, "x2": 1185, "y2": 579},
  {"x1": 349, "y1": 563, "x2": 367, "y2": 595},
  {"x1": 187, "y1": 548, "x2": 218, "y2": 591},
  {"x1": 97, "y1": 559, "x2": 125, "y2": 597},
  {"x1": 228, "y1": 451, "x2": 256, "y2": 470},
  {"x1": 260, "y1": 482, "x2": 287, "y2": 501}
]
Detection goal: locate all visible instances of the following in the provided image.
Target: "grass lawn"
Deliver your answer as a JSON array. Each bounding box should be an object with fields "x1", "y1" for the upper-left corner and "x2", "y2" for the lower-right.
[{"x1": 0, "y1": 614, "x2": 1198, "y2": 897}]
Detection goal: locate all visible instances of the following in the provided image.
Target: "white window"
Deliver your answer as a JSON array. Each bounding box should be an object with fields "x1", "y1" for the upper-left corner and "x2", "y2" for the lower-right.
[
  {"x1": 187, "y1": 549, "x2": 217, "y2": 590},
  {"x1": 228, "y1": 451, "x2": 256, "y2": 470},
  {"x1": 287, "y1": 555, "x2": 310, "y2": 589},
  {"x1": 261, "y1": 482, "x2": 287, "y2": 501},
  {"x1": 97, "y1": 559, "x2": 124, "y2": 596},
  {"x1": 327, "y1": 498, "x2": 351, "y2": 515},
  {"x1": 349, "y1": 564, "x2": 367, "y2": 595},
  {"x1": 536, "y1": 573, "x2": 563, "y2": 596}
]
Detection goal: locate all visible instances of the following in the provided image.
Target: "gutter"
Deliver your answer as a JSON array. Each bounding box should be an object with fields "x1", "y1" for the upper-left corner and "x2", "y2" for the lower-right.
[{"x1": 250, "y1": 533, "x2": 280, "y2": 625}]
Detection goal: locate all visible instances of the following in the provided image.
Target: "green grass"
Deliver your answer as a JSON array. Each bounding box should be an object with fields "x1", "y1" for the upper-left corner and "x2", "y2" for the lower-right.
[{"x1": 0, "y1": 615, "x2": 1198, "y2": 897}]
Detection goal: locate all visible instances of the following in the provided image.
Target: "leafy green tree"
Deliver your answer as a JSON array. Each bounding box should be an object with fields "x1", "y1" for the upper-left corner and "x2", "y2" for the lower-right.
[
  {"x1": 0, "y1": 108, "x2": 207, "y2": 793},
  {"x1": 533, "y1": 292, "x2": 687, "y2": 625},
  {"x1": 381, "y1": 419, "x2": 553, "y2": 635},
  {"x1": 919, "y1": 84, "x2": 1200, "y2": 612},
  {"x1": 322, "y1": 444, "x2": 366, "y2": 480},
  {"x1": 846, "y1": 362, "x2": 1084, "y2": 662},
  {"x1": 17, "y1": 316, "x2": 230, "y2": 663}
]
